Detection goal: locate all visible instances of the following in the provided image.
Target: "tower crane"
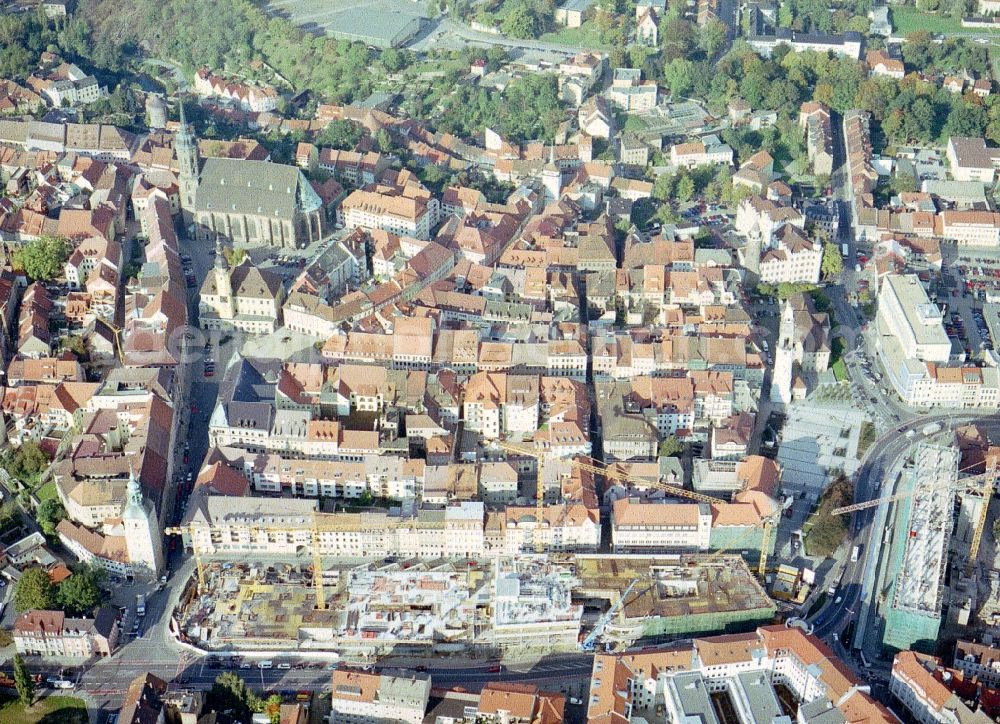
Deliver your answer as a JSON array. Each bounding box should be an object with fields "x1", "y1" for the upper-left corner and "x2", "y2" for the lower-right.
[
  {"x1": 830, "y1": 454, "x2": 999, "y2": 576},
  {"x1": 164, "y1": 524, "x2": 207, "y2": 593},
  {"x1": 170, "y1": 509, "x2": 448, "y2": 609},
  {"x1": 497, "y1": 442, "x2": 726, "y2": 506},
  {"x1": 580, "y1": 577, "x2": 642, "y2": 652}
]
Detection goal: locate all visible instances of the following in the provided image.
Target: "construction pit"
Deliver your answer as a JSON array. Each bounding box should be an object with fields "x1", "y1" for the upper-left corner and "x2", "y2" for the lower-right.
[{"x1": 173, "y1": 554, "x2": 777, "y2": 657}]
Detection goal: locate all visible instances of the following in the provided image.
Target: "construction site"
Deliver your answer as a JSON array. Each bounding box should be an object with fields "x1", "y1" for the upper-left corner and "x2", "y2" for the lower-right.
[
  {"x1": 172, "y1": 553, "x2": 776, "y2": 656},
  {"x1": 573, "y1": 554, "x2": 777, "y2": 648},
  {"x1": 881, "y1": 444, "x2": 958, "y2": 653},
  {"x1": 175, "y1": 556, "x2": 585, "y2": 656}
]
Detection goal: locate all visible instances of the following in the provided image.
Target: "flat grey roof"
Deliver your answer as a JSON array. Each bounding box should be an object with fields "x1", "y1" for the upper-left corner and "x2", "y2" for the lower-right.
[
  {"x1": 668, "y1": 672, "x2": 719, "y2": 724},
  {"x1": 884, "y1": 274, "x2": 950, "y2": 349}
]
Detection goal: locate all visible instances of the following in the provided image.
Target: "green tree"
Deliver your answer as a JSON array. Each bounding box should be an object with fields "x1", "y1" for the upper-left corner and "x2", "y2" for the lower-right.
[
  {"x1": 13, "y1": 653, "x2": 33, "y2": 707},
  {"x1": 375, "y1": 128, "x2": 392, "y2": 153},
  {"x1": 697, "y1": 18, "x2": 728, "y2": 58},
  {"x1": 208, "y1": 672, "x2": 262, "y2": 721},
  {"x1": 314, "y1": 120, "x2": 363, "y2": 151},
  {"x1": 659, "y1": 436, "x2": 684, "y2": 457},
  {"x1": 663, "y1": 58, "x2": 694, "y2": 98},
  {"x1": 501, "y1": 3, "x2": 541, "y2": 39},
  {"x1": 12, "y1": 235, "x2": 70, "y2": 282},
  {"x1": 59, "y1": 334, "x2": 88, "y2": 361},
  {"x1": 945, "y1": 101, "x2": 987, "y2": 139},
  {"x1": 57, "y1": 566, "x2": 105, "y2": 616},
  {"x1": 676, "y1": 174, "x2": 695, "y2": 203},
  {"x1": 36, "y1": 498, "x2": 65, "y2": 537},
  {"x1": 380, "y1": 48, "x2": 408, "y2": 73},
  {"x1": 14, "y1": 566, "x2": 55, "y2": 612},
  {"x1": 821, "y1": 241, "x2": 844, "y2": 278},
  {"x1": 652, "y1": 173, "x2": 676, "y2": 202},
  {"x1": 223, "y1": 247, "x2": 247, "y2": 267},
  {"x1": 2, "y1": 441, "x2": 49, "y2": 482},
  {"x1": 261, "y1": 693, "x2": 283, "y2": 723}
]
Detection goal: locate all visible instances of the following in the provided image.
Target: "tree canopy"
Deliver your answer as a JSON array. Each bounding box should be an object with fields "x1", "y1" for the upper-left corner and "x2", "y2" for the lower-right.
[
  {"x1": 314, "y1": 119, "x2": 363, "y2": 151},
  {"x1": 658, "y1": 436, "x2": 684, "y2": 457},
  {"x1": 36, "y1": 499, "x2": 66, "y2": 537},
  {"x1": 56, "y1": 566, "x2": 106, "y2": 616},
  {"x1": 13, "y1": 654, "x2": 34, "y2": 707},
  {"x1": 821, "y1": 242, "x2": 844, "y2": 278},
  {"x1": 207, "y1": 672, "x2": 262, "y2": 722},
  {"x1": 13, "y1": 235, "x2": 71, "y2": 282},
  {"x1": 14, "y1": 566, "x2": 56, "y2": 612},
  {"x1": 2, "y1": 441, "x2": 50, "y2": 483},
  {"x1": 436, "y1": 73, "x2": 562, "y2": 143}
]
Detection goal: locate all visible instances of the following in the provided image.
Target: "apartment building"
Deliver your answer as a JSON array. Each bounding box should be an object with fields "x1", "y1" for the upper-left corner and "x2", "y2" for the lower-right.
[
  {"x1": 330, "y1": 669, "x2": 431, "y2": 724},
  {"x1": 340, "y1": 189, "x2": 436, "y2": 240},
  {"x1": 193, "y1": 68, "x2": 279, "y2": 113},
  {"x1": 947, "y1": 136, "x2": 1000, "y2": 183},
  {"x1": 33, "y1": 63, "x2": 102, "y2": 107},
  {"x1": 588, "y1": 625, "x2": 893, "y2": 722},
  {"x1": 891, "y1": 650, "x2": 992, "y2": 724},
  {"x1": 180, "y1": 497, "x2": 488, "y2": 559},
  {"x1": 612, "y1": 499, "x2": 713, "y2": 551},
  {"x1": 611, "y1": 495, "x2": 777, "y2": 556},
  {"x1": 938, "y1": 210, "x2": 1000, "y2": 247},
  {"x1": 799, "y1": 102, "x2": 834, "y2": 176},
  {"x1": 758, "y1": 225, "x2": 822, "y2": 284},
  {"x1": 499, "y1": 504, "x2": 601, "y2": 553},
  {"x1": 954, "y1": 640, "x2": 1000, "y2": 689},
  {"x1": 670, "y1": 135, "x2": 734, "y2": 169},
  {"x1": 14, "y1": 608, "x2": 119, "y2": 658},
  {"x1": 316, "y1": 149, "x2": 392, "y2": 187},
  {"x1": 475, "y1": 682, "x2": 565, "y2": 723},
  {"x1": 867, "y1": 49, "x2": 905, "y2": 79}
]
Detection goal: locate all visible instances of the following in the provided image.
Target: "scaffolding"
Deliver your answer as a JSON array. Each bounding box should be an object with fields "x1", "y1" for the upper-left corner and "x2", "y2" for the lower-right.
[{"x1": 883, "y1": 443, "x2": 958, "y2": 653}]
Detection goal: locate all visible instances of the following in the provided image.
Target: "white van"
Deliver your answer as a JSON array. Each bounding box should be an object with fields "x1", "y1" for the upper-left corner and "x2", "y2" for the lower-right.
[{"x1": 258, "y1": 661, "x2": 273, "y2": 670}]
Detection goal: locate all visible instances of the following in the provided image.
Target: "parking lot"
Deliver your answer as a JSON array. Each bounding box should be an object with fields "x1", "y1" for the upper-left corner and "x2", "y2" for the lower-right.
[{"x1": 936, "y1": 248, "x2": 1000, "y2": 358}]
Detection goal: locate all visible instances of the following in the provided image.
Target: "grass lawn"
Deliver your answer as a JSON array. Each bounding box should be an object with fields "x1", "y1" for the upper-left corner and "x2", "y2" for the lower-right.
[
  {"x1": 857, "y1": 421, "x2": 877, "y2": 458},
  {"x1": 831, "y1": 358, "x2": 848, "y2": 382},
  {"x1": 622, "y1": 114, "x2": 649, "y2": 132},
  {"x1": 539, "y1": 22, "x2": 610, "y2": 49},
  {"x1": 0, "y1": 695, "x2": 89, "y2": 724},
  {"x1": 32, "y1": 481, "x2": 58, "y2": 504},
  {"x1": 890, "y1": 6, "x2": 997, "y2": 35}
]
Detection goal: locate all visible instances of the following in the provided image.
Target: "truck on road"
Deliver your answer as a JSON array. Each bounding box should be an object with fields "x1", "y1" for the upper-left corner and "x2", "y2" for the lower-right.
[
  {"x1": 922, "y1": 422, "x2": 942, "y2": 436},
  {"x1": 851, "y1": 545, "x2": 861, "y2": 563},
  {"x1": 135, "y1": 594, "x2": 145, "y2": 617}
]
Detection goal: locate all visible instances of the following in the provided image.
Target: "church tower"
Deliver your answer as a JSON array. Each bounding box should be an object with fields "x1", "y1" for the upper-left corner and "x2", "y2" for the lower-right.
[
  {"x1": 542, "y1": 146, "x2": 562, "y2": 201},
  {"x1": 122, "y1": 468, "x2": 164, "y2": 580},
  {"x1": 176, "y1": 102, "x2": 200, "y2": 228},
  {"x1": 213, "y1": 237, "x2": 235, "y2": 320},
  {"x1": 769, "y1": 299, "x2": 795, "y2": 405}
]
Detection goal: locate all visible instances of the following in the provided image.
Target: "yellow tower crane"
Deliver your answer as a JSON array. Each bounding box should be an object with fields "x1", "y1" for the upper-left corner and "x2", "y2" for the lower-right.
[
  {"x1": 164, "y1": 524, "x2": 207, "y2": 593},
  {"x1": 830, "y1": 454, "x2": 999, "y2": 576}
]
